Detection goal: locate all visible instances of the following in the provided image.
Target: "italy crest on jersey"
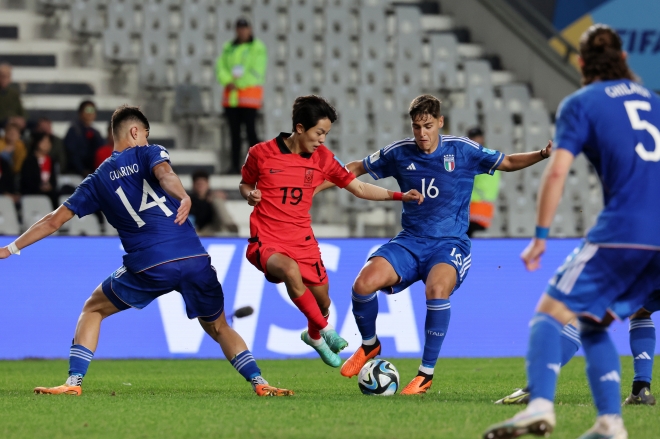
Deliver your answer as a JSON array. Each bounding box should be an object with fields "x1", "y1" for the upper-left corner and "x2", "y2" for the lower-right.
[{"x1": 444, "y1": 154, "x2": 455, "y2": 172}]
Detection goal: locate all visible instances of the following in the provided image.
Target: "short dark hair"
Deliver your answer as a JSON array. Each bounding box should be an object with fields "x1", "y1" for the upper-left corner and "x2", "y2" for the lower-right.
[
  {"x1": 78, "y1": 100, "x2": 96, "y2": 114},
  {"x1": 291, "y1": 95, "x2": 338, "y2": 132},
  {"x1": 111, "y1": 105, "x2": 150, "y2": 139},
  {"x1": 192, "y1": 169, "x2": 210, "y2": 183},
  {"x1": 408, "y1": 95, "x2": 442, "y2": 121},
  {"x1": 30, "y1": 132, "x2": 50, "y2": 154},
  {"x1": 579, "y1": 24, "x2": 634, "y2": 86},
  {"x1": 466, "y1": 127, "x2": 484, "y2": 140}
]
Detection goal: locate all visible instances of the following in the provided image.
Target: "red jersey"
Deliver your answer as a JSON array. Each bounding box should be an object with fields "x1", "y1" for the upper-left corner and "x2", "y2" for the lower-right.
[{"x1": 242, "y1": 132, "x2": 355, "y2": 243}]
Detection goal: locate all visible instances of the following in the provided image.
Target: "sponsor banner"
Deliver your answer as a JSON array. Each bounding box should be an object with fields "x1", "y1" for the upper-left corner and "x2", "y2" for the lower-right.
[{"x1": 0, "y1": 237, "x2": 657, "y2": 359}]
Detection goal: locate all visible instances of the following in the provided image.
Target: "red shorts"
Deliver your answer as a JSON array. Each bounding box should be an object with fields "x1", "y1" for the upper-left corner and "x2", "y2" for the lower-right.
[{"x1": 246, "y1": 235, "x2": 328, "y2": 286}]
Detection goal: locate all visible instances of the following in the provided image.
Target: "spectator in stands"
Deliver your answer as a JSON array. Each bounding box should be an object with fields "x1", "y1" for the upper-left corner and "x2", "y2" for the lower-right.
[
  {"x1": 189, "y1": 170, "x2": 238, "y2": 235},
  {"x1": 32, "y1": 117, "x2": 67, "y2": 174},
  {"x1": 20, "y1": 132, "x2": 58, "y2": 208},
  {"x1": 0, "y1": 121, "x2": 27, "y2": 174},
  {"x1": 0, "y1": 63, "x2": 26, "y2": 130},
  {"x1": 0, "y1": 154, "x2": 18, "y2": 203},
  {"x1": 467, "y1": 127, "x2": 501, "y2": 237},
  {"x1": 216, "y1": 17, "x2": 267, "y2": 174},
  {"x1": 64, "y1": 100, "x2": 105, "y2": 177},
  {"x1": 94, "y1": 122, "x2": 114, "y2": 169}
]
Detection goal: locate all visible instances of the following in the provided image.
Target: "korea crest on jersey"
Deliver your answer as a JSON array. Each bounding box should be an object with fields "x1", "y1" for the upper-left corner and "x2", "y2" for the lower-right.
[{"x1": 444, "y1": 154, "x2": 455, "y2": 172}]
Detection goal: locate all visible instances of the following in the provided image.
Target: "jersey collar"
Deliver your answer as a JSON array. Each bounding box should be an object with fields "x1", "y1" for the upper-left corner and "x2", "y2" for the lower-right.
[{"x1": 276, "y1": 132, "x2": 312, "y2": 158}]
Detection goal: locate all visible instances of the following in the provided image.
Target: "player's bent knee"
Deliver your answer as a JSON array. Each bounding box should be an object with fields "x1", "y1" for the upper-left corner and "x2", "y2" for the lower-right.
[{"x1": 425, "y1": 284, "x2": 451, "y2": 300}]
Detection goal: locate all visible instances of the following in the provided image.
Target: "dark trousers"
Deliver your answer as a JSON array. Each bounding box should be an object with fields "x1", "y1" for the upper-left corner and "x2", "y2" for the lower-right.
[
  {"x1": 224, "y1": 107, "x2": 259, "y2": 174},
  {"x1": 467, "y1": 221, "x2": 486, "y2": 238}
]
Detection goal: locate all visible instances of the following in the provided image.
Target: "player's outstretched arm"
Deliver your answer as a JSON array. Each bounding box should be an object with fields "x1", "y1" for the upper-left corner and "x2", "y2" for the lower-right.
[
  {"x1": 314, "y1": 160, "x2": 367, "y2": 195},
  {"x1": 521, "y1": 148, "x2": 574, "y2": 271},
  {"x1": 497, "y1": 141, "x2": 553, "y2": 172},
  {"x1": 0, "y1": 205, "x2": 75, "y2": 259},
  {"x1": 344, "y1": 179, "x2": 424, "y2": 204},
  {"x1": 153, "y1": 162, "x2": 191, "y2": 225}
]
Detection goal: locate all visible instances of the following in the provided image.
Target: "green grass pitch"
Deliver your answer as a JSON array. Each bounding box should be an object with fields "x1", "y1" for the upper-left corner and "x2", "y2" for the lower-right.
[{"x1": 0, "y1": 357, "x2": 657, "y2": 438}]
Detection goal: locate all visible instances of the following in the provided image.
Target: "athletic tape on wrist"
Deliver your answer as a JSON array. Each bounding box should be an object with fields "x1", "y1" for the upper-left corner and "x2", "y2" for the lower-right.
[
  {"x1": 8, "y1": 241, "x2": 20, "y2": 255},
  {"x1": 393, "y1": 192, "x2": 403, "y2": 201},
  {"x1": 535, "y1": 226, "x2": 549, "y2": 239}
]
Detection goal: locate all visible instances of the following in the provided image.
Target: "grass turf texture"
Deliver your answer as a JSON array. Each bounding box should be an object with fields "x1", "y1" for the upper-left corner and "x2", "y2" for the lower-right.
[{"x1": 0, "y1": 357, "x2": 658, "y2": 439}]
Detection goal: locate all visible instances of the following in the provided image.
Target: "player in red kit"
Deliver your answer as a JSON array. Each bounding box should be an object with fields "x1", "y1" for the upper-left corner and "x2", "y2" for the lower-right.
[{"x1": 239, "y1": 96, "x2": 423, "y2": 367}]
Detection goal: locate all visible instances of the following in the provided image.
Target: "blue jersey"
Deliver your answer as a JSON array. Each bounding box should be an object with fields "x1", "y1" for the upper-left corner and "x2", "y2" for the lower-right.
[
  {"x1": 362, "y1": 136, "x2": 504, "y2": 239},
  {"x1": 64, "y1": 145, "x2": 207, "y2": 272},
  {"x1": 555, "y1": 79, "x2": 660, "y2": 248}
]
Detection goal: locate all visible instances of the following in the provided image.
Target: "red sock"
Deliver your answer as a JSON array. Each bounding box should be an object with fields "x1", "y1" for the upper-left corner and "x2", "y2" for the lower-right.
[
  {"x1": 292, "y1": 289, "x2": 327, "y2": 340},
  {"x1": 308, "y1": 311, "x2": 329, "y2": 340}
]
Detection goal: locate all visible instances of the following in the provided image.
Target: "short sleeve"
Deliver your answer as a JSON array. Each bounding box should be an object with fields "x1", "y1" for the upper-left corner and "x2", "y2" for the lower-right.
[
  {"x1": 143, "y1": 145, "x2": 171, "y2": 173},
  {"x1": 64, "y1": 175, "x2": 101, "y2": 218},
  {"x1": 554, "y1": 95, "x2": 589, "y2": 156},
  {"x1": 241, "y1": 146, "x2": 260, "y2": 184},
  {"x1": 464, "y1": 142, "x2": 505, "y2": 175},
  {"x1": 322, "y1": 152, "x2": 355, "y2": 189},
  {"x1": 362, "y1": 147, "x2": 396, "y2": 180}
]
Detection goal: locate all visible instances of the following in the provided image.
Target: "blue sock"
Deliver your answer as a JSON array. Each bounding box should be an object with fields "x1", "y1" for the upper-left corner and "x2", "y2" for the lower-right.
[
  {"x1": 560, "y1": 324, "x2": 582, "y2": 366},
  {"x1": 230, "y1": 350, "x2": 261, "y2": 381},
  {"x1": 580, "y1": 319, "x2": 622, "y2": 416},
  {"x1": 69, "y1": 344, "x2": 94, "y2": 377},
  {"x1": 352, "y1": 289, "x2": 378, "y2": 342},
  {"x1": 629, "y1": 318, "x2": 655, "y2": 384},
  {"x1": 421, "y1": 299, "x2": 451, "y2": 372},
  {"x1": 526, "y1": 313, "x2": 562, "y2": 402}
]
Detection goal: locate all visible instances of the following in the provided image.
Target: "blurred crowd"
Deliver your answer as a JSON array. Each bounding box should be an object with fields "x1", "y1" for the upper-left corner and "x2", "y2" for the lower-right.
[{"x1": 0, "y1": 62, "x2": 238, "y2": 235}]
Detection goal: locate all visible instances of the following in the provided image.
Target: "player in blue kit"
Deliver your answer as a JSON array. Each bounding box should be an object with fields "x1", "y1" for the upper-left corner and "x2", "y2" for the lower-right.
[
  {"x1": 316, "y1": 94, "x2": 552, "y2": 394},
  {"x1": 0, "y1": 105, "x2": 293, "y2": 397},
  {"x1": 484, "y1": 25, "x2": 660, "y2": 439}
]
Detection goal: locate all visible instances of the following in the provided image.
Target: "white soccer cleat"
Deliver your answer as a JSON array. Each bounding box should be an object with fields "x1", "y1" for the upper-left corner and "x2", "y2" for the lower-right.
[
  {"x1": 576, "y1": 415, "x2": 628, "y2": 439},
  {"x1": 483, "y1": 407, "x2": 555, "y2": 439}
]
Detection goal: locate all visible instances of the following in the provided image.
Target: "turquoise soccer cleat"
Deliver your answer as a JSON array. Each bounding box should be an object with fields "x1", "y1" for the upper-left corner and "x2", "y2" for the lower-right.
[
  {"x1": 301, "y1": 330, "x2": 341, "y2": 368},
  {"x1": 322, "y1": 328, "x2": 348, "y2": 353}
]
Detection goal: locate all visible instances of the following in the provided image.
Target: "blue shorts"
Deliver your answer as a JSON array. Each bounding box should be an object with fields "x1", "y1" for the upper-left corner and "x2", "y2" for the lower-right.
[
  {"x1": 642, "y1": 290, "x2": 660, "y2": 314},
  {"x1": 102, "y1": 256, "x2": 224, "y2": 322},
  {"x1": 546, "y1": 241, "x2": 660, "y2": 321},
  {"x1": 370, "y1": 231, "x2": 471, "y2": 294}
]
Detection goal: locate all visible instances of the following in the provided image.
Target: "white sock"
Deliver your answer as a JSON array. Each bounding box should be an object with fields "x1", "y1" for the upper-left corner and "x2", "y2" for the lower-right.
[
  {"x1": 66, "y1": 375, "x2": 83, "y2": 386},
  {"x1": 418, "y1": 365, "x2": 434, "y2": 375},
  {"x1": 527, "y1": 397, "x2": 554, "y2": 414},
  {"x1": 307, "y1": 335, "x2": 324, "y2": 346},
  {"x1": 362, "y1": 336, "x2": 377, "y2": 346},
  {"x1": 319, "y1": 324, "x2": 334, "y2": 334},
  {"x1": 596, "y1": 414, "x2": 624, "y2": 433}
]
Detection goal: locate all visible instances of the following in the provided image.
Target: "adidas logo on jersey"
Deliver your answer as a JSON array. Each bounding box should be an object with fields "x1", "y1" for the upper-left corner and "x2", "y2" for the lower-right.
[
  {"x1": 600, "y1": 371, "x2": 621, "y2": 383},
  {"x1": 407, "y1": 163, "x2": 416, "y2": 171},
  {"x1": 635, "y1": 352, "x2": 652, "y2": 360}
]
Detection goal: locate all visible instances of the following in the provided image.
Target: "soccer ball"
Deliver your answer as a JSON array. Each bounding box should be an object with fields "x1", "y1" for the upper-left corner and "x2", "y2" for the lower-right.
[{"x1": 358, "y1": 359, "x2": 400, "y2": 396}]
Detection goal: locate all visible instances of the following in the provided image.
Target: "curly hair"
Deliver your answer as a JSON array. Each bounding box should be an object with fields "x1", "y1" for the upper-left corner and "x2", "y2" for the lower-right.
[{"x1": 579, "y1": 24, "x2": 635, "y2": 86}]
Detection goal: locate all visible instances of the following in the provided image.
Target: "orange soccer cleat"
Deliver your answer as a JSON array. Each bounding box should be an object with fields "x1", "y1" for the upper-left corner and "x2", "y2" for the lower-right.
[
  {"x1": 400, "y1": 374, "x2": 433, "y2": 395},
  {"x1": 254, "y1": 384, "x2": 294, "y2": 397},
  {"x1": 340, "y1": 341, "x2": 381, "y2": 378},
  {"x1": 34, "y1": 384, "x2": 82, "y2": 396}
]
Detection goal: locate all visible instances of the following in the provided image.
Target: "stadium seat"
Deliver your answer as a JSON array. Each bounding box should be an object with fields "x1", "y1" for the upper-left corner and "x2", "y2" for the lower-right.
[
  {"x1": 484, "y1": 109, "x2": 514, "y2": 153},
  {"x1": 395, "y1": 6, "x2": 423, "y2": 62},
  {"x1": 550, "y1": 196, "x2": 579, "y2": 238},
  {"x1": 429, "y1": 33, "x2": 459, "y2": 90},
  {"x1": 501, "y1": 83, "x2": 530, "y2": 114},
  {"x1": 143, "y1": 0, "x2": 173, "y2": 33},
  {"x1": 324, "y1": 6, "x2": 354, "y2": 90},
  {"x1": 359, "y1": 0, "x2": 389, "y2": 95},
  {"x1": 177, "y1": 29, "x2": 208, "y2": 86},
  {"x1": 289, "y1": 0, "x2": 316, "y2": 38},
  {"x1": 68, "y1": 214, "x2": 102, "y2": 236},
  {"x1": 168, "y1": 149, "x2": 218, "y2": 174},
  {"x1": 522, "y1": 107, "x2": 551, "y2": 150},
  {"x1": 448, "y1": 107, "x2": 478, "y2": 136},
  {"x1": 224, "y1": 200, "x2": 253, "y2": 237},
  {"x1": 172, "y1": 84, "x2": 205, "y2": 118},
  {"x1": 252, "y1": 0, "x2": 283, "y2": 62},
  {"x1": 57, "y1": 174, "x2": 83, "y2": 192},
  {"x1": 215, "y1": 0, "x2": 245, "y2": 58},
  {"x1": 506, "y1": 193, "x2": 535, "y2": 237},
  {"x1": 103, "y1": 27, "x2": 137, "y2": 63},
  {"x1": 21, "y1": 195, "x2": 55, "y2": 233},
  {"x1": 464, "y1": 60, "x2": 494, "y2": 110},
  {"x1": 69, "y1": 0, "x2": 102, "y2": 36},
  {"x1": 106, "y1": 0, "x2": 137, "y2": 34},
  {"x1": 0, "y1": 196, "x2": 20, "y2": 236},
  {"x1": 140, "y1": 21, "x2": 171, "y2": 88},
  {"x1": 181, "y1": 0, "x2": 210, "y2": 34}
]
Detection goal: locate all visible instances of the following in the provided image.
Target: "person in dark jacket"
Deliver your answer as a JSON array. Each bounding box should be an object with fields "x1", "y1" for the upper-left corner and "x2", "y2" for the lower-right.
[
  {"x1": 0, "y1": 155, "x2": 18, "y2": 202},
  {"x1": 64, "y1": 101, "x2": 105, "y2": 176},
  {"x1": 21, "y1": 133, "x2": 58, "y2": 208}
]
